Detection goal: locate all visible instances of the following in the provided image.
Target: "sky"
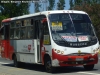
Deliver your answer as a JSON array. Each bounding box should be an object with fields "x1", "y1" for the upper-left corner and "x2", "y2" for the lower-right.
[{"x1": 29, "y1": 0, "x2": 70, "y2": 14}]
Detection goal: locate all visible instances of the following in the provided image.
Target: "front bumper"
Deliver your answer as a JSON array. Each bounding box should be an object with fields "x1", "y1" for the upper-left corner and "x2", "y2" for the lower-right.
[{"x1": 52, "y1": 50, "x2": 98, "y2": 66}]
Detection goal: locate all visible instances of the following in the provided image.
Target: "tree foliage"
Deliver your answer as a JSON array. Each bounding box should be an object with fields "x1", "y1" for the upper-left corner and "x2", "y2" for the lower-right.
[
  {"x1": 69, "y1": 0, "x2": 74, "y2": 9},
  {"x1": 48, "y1": 0, "x2": 55, "y2": 10},
  {"x1": 74, "y1": 0, "x2": 82, "y2": 5},
  {"x1": 70, "y1": 0, "x2": 100, "y2": 9},
  {"x1": 69, "y1": 0, "x2": 100, "y2": 41},
  {"x1": 57, "y1": 0, "x2": 65, "y2": 10},
  {"x1": 34, "y1": 2, "x2": 41, "y2": 12},
  {"x1": 0, "y1": 0, "x2": 30, "y2": 25}
]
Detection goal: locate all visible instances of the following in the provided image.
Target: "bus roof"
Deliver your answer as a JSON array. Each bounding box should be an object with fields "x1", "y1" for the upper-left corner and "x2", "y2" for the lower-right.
[{"x1": 2, "y1": 10, "x2": 87, "y2": 23}]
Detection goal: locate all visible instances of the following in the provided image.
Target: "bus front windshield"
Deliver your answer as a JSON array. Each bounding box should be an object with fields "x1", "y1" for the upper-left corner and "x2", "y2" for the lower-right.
[{"x1": 49, "y1": 13, "x2": 97, "y2": 47}]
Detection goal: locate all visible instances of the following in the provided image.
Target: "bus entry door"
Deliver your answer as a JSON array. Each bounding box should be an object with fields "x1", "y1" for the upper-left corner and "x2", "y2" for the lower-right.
[{"x1": 35, "y1": 20, "x2": 42, "y2": 63}]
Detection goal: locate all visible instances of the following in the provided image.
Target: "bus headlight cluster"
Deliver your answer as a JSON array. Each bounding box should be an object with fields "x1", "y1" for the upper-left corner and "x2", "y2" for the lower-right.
[{"x1": 54, "y1": 49, "x2": 64, "y2": 54}]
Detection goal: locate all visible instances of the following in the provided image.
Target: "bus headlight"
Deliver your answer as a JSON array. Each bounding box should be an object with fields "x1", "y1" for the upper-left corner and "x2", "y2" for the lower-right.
[
  {"x1": 61, "y1": 51, "x2": 64, "y2": 54},
  {"x1": 54, "y1": 49, "x2": 57, "y2": 51},
  {"x1": 54, "y1": 49, "x2": 64, "y2": 54},
  {"x1": 57, "y1": 50, "x2": 60, "y2": 53}
]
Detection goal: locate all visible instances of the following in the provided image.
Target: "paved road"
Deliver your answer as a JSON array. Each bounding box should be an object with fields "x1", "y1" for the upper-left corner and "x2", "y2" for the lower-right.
[{"x1": 0, "y1": 56, "x2": 100, "y2": 75}]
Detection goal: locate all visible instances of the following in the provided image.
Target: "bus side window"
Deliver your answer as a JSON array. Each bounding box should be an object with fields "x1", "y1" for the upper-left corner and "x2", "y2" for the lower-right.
[
  {"x1": 18, "y1": 20, "x2": 28, "y2": 39},
  {"x1": 4, "y1": 24, "x2": 10, "y2": 40},
  {"x1": 14, "y1": 21, "x2": 21, "y2": 39},
  {"x1": 10, "y1": 29, "x2": 14, "y2": 39},
  {"x1": 0, "y1": 27, "x2": 4, "y2": 40},
  {"x1": 14, "y1": 28, "x2": 20, "y2": 39},
  {"x1": 44, "y1": 22, "x2": 49, "y2": 35},
  {"x1": 27, "y1": 19, "x2": 34, "y2": 39},
  {"x1": 10, "y1": 22, "x2": 15, "y2": 39},
  {"x1": 20, "y1": 27, "x2": 26, "y2": 39},
  {"x1": 27, "y1": 26, "x2": 34, "y2": 39}
]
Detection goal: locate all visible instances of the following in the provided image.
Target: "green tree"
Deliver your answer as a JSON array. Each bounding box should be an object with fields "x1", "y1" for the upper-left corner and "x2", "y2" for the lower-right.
[
  {"x1": 57, "y1": 0, "x2": 65, "y2": 10},
  {"x1": 69, "y1": 0, "x2": 74, "y2": 9},
  {"x1": 0, "y1": 0, "x2": 30, "y2": 24},
  {"x1": 48, "y1": 0, "x2": 55, "y2": 10},
  {"x1": 74, "y1": 0, "x2": 82, "y2": 5},
  {"x1": 34, "y1": 2, "x2": 41, "y2": 12},
  {"x1": 72, "y1": 0, "x2": 100, "y2": 7}
]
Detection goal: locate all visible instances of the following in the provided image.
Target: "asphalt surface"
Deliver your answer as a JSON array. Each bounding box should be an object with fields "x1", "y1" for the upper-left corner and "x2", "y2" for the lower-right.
[{"x1": 0, "y1": 55, "x2": 100, "y2": 75}]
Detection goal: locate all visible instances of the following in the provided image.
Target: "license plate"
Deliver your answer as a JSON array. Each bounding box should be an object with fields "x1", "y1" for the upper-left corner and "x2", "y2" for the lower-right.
[{"x1": 76, "y1": 58, "x2": 83, "y2": 61}]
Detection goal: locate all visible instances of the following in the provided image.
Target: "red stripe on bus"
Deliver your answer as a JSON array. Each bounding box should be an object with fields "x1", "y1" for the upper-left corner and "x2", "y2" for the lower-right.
[{"x1": 2, "y1": 18, "x2": 11, "y2": 22}]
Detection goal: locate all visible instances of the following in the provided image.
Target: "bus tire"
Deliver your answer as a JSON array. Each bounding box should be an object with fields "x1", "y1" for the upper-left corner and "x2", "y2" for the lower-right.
[
  {"x1": 44, "y1": 56, "x2": 55, "y2": 73},
  {"x1": 83, "y1": 64, "x2": 94, "y2": 70},
  {"x1": 13, "y1": 55, "x2": 20, "y2": 67}
]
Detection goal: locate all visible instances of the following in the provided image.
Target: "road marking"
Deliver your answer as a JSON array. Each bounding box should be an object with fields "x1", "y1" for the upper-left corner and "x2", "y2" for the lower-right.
[{"x1": 77, "y1": 72, "x2": 100, "y2": 75}]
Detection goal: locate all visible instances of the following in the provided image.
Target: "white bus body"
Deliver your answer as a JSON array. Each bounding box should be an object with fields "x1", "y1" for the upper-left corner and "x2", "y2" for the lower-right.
[{"x1": 0, "y1": 10, "x2": 99, "y2": 73}]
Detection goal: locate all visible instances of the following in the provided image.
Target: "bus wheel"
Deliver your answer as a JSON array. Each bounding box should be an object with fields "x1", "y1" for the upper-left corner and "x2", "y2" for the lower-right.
[
  {"x1": 83, "y1": 64, "x2": 94, "y2": 70},
  {"x1": 13, "y1": 55, "x2": 19, "y2": 67},
  {"x1": 44, "y1": 57, "x2": 55, "y2": 73}
]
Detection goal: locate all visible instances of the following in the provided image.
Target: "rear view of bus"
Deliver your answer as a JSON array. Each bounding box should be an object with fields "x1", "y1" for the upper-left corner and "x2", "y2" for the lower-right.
[{"x1": 46, "y1": 10, "x2": 99, "y2": 72}]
